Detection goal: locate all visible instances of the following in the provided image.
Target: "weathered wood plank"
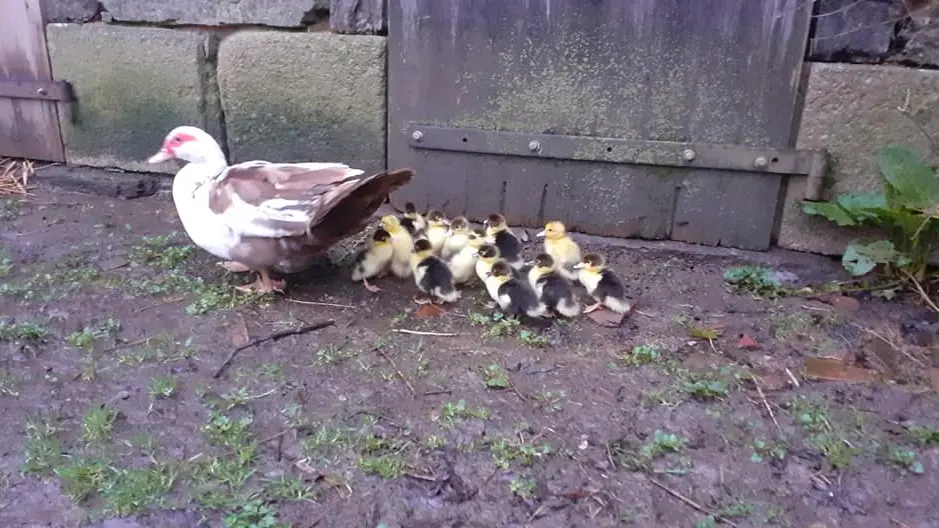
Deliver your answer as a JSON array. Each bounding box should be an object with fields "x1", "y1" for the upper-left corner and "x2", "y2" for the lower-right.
[
  {"x1": 0, "y1": 0, "x2": 65, "y2": 161},
  {"x1": 388, "y1": 0, "x2": 812, "y2": 250},
  {"x1": 330, "y1": 0, "x2": 386, "y2": 35}
]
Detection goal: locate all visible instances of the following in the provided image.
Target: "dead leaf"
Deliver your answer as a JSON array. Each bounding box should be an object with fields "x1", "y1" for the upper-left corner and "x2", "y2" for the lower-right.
[
  {"x1": 820, "y1": 294, "x2": 861, "y2": 312},
  {"x1": 230, "y1": 315, "x2": 249, "y2": 347},
  {"x1": 689, "y1": 326, "x2": 722, "y2": 340},
  {"x1": 928, "y1": 367, "x2": 939, "y2": 393},
  {"x1": 737, "y1": 334, "x2": 760, "y2": 350},
  {"x1": 803, "y1": 356, "x2": 880, "y2": 383},
  {"x1": 586, "y1": 307, "x2": 626, "y2": 327},
  {"x1": 415, "y1": 304, "x2": 444, "y2": 318}
]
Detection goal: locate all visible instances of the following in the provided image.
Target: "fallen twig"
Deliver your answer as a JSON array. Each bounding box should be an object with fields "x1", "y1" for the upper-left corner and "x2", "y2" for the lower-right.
[
  {"x1": 258, "y1": 429, "x2": 291, "y2": 445},
  {"x1": 376, "y1": 347, "x2": 416, "y2": 396},
  {"x1": 853, "y1": 323, "x2": 927, "y2": 368},
  {"x1": 213, "y1": 319, "x2": 336, "y2": 378},
  {"x1": 648, "y1": 478, "x2": 738, "y2": 527},
  {"x1": 784, "y1": 367, "x2": 800, "y2": 388},
  {"x1": 392, "y1": 329, "x2": 458, "y2": 337},
  {"x1": 901, "y1": 269, "x2": 939, "y2": 315},
  {"x1": 422, "y1": 389, "x2": 452, "y2": 397},
  {"x1": 286, "y1": 298, "x2": 355, "y2": 309},
  {"x1": 752, "y1": 376, "x2": 781, "y2": 434}
]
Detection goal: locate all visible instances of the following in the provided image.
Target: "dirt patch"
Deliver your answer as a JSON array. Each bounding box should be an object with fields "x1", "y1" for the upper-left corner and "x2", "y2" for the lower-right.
[{"x1": 1, "y1": 186, "x2": 938, "y2": 528}]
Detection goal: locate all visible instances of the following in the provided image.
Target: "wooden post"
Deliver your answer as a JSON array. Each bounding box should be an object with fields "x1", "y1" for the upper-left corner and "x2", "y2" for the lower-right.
[{"x1": 330, "y1": 0, "x2": 386, "y2": 35}]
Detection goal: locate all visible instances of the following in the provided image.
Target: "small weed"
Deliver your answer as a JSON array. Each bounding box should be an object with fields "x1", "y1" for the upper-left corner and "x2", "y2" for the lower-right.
[
  {"x1": 54, "y1": 457, "x2": 110, "y2": 502},
  {"x1": 224, "y1": 500, "x2": 282, "y2": 528},
  {"x1": 82, "y1": 406, "x2": 117, "y2": 443},
  {"x1": 439, "y1": 399, "x2": 491, "y2": 425},
  {"x1": 357, "y1": 455, "x2": 405, "y2": 479},
  {"x1": 424, "y1": 435, "x2": 447, "y2": 449},
  {"x1": 641, "y1": 430, "x2": 686, "y2": 459},
  {"x1": 490, "y1": 437, "x2": 552, "y2": 470},
  {"x1": 265, "y1": 475, "x2": 316, "y2": 501},
  {"x1": 518, "y1": 329, "x2": 549, "y2": 347},
  {"x1": 723, "y1": 265, "x2": 784, "y2": 297},
  {"x1": 0, "y1": 265, "x2": 100, "y2": 301},
  {"x1": 280, "y1": 403, "x2": 309, "y2": 429},
  {"x1": 130, "y1": 232, "x2": 194, "y2": 269},
  {"x1": 202, "y1": 411, "x2": 253, "y2": 448},
  {"x1": 68, "y1": 319, "x2": 121, "y2": 351},
  {"x1": 750, "y1": 438, "x2": 788, "y2": 463},
  {"x1": 885, "y1": 444, "x2": 924, "y2": 474},
  {"x1": 23, "y1": 416, "x2": 63, "y2": 473},
  {"x1": 621, "y1": 344, "x2": 662, "y2": 365},
  {"x1": 904, "y1": 424, "x2": 939, "y2": 446},
  {"x1": 532, "y1": 389, "x2": 566, "y2": 413},
  {"x1": 482, "y1": 363, "x2": 510, "y2": 389},
  {"x1": 0, "y1": 320, "x2": 48, "y2": 341},
  {"x1": 303, "y1": 425, "x2": 352, "y2": 464},
  {"x1": 314, "y1": 343, "x2": 357, "y2": 365},
  {"x1": 101, "y1": 464, "x2": 176, "y2": 516},
  {"x1": 788, "y1": 398, "x2": 859, "y2": 470},
  {"x1": 684, "y1": 378, "x2": 730, "y2": 400},
  {"x1": 509, "y1": 476, "x2": 536, "y2": 500},
  {"x1": 147, "y1": 375, "x2": 177, "y2": 399}
]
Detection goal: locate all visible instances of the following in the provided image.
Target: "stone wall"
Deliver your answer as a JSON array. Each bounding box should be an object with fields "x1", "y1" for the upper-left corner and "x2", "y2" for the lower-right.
[{"x1": 42, "y1": 0, "x2": 387, "y2": 176}]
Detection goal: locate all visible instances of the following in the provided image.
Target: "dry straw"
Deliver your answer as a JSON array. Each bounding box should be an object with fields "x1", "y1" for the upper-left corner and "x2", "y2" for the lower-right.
[{"x1": 0, "y1": 158, "x2": 33, "y2": 196}]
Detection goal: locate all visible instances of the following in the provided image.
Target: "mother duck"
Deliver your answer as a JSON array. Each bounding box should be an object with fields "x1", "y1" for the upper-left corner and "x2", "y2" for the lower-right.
[{"x1": 148, "y1": 125, "x2": 413, "y2": 294}]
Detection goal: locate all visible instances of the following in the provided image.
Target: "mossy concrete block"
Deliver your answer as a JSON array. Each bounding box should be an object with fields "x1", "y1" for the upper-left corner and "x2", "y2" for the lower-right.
[
  {"x1": 47, "y1": 24, "x2": 216, "y2": 173},
  {"x1": 218, "y1": 31, "x2": 386, "y2": 175},
  {"x1": 41, "y1": 0, "x2": 100, "y2": 22},
  {"x1": 100, "y1": 0, "x2": 330, "y2": 28},
  {"x1": 778, "y1": 62, "x2": 939, "y2": 256}
]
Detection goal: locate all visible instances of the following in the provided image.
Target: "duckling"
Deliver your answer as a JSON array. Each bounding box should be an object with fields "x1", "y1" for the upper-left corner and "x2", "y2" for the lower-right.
[
  {"x1": 441, "y1": 216, "x2": 471, "y2": 259},
  {"x1": 380, "y1": 214, "x2": 414, "y2": 279},
  {"x1": 536, "y1": 221, "x2": 581, "y2": 282},
  {"x1": 350, "y1": 227, "x2": 394, "y2": 293},
  {"x1": 484, "y1": 260, "x2": 550, "y2": 324},
  {"x1": 400, "y1": 202, "x2": 427, "y2": 237},
  {"x1": 527, "y1": 253, "x2": 581, "y2": 318},
  {"x1": 448, "y1": 228, "x2": 486, "y2": 285},
  {"x1": 483, "y1": 213, "x2": 524, "y2": 269},
  {"x1": 410, "y1": 238, "x2": 460, "y2": 305},
  {"x1": 424, "y1": 209, "x2": 451, "y2": 254},
  {"x1": 474, "y1": 243, "x2": 502, "y2": 284},
  {"x1": 573, "y1": 253, "x2": 631, "y2": 314}
]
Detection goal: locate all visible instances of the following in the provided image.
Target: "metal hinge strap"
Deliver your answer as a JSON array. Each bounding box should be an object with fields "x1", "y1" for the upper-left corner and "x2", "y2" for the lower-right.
[{"x1": 0, "y1": 79, "x2": 76, "y2": 103}]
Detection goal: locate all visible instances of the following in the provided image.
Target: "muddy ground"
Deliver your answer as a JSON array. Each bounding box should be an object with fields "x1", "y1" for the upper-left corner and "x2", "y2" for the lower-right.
[{"x1": 1, "y1": 183, "x2": 938, "y2": 528}]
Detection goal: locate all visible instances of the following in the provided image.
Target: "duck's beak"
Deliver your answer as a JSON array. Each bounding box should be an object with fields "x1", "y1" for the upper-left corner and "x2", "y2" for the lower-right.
[
  {"x1": 148, "y1": 148, "x2": 173, "y2": 164},
  {"x1": 536, "y1": 229, "x2": 546, "y2": 238},
  {"x1": 525, "y1": 260, "x2": 535, "y2": 267},
  {"x1": 572, "y1": 263, "x2": 585, "y2": 269}
]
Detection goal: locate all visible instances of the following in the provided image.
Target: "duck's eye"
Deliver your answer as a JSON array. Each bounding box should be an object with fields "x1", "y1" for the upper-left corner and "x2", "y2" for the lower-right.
[{"x1": 171, "y1": 136, "x2": 182, "y2": 145}]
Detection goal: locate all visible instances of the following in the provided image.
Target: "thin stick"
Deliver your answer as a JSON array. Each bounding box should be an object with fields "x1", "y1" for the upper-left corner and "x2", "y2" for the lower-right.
[
  {"x1": 902, "y1": 269, "x2": 939, "y2": 315},
  {"x1": 784, "y1": 368, "x2": 800, "y2": 388},
  {"x1": 752, "y1": 376, "x2": 781, "y2": 434},
  {"x1": 286, "y1": 298, "x2": 355, "y2": 309},
  {"x1": 376, "y1": 347, "x2": 416, "y2": 396},
  {"x1": 213, "y1": 319, "x2": 335, "y2": 378},
  {"x1": 648, "y1": 478, "x2": 739, "y2": 528},
  {"x1": 392, "y1": 329, "x2": 458, "y2": 337},
  {"x1": 258, "y1": 429, "x2": 291, "y2": 444},
  {"x1": 853, "y1": 322, "x2": 928, "y2": 368}
]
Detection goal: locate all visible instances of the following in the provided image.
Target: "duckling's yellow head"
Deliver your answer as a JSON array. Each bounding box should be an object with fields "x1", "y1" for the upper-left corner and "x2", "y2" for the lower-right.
[
  {"x1": 381, "y1": 215, "x2": 401, "y2": 233},
  {"x1": 449, "y1": 216, "x2": 470, "y2": 234},
  {"x1": 372, "y1": 227, "x2": 392, "y2": 245},
  {"x1": 484, "y1": 213, "x2": 507, "y2": 233},
  {"x1": 466, "y1": 230, "x2": 486, "y2": 249},
  {"x1": 475, "y1": 243, "x2": 500, "y2": 263},
  {"x1": 426, "y1": 209, "x2": 450, "y2": 228},
  {"x1": 537, "y1": 221, "x2": 567, "y2": 240},
  {"x1": 531, "y1": 252, "x2": 556, "y2": 272},
  {"x1": 403, "y1": 202, "x2": 421, "y2": 219},
  {"x1": 486, "y1": 259, "x2": 514, "y2": 284},
  {"x1": 573, "y1": 253, "x2": 606, "y2": 274},
  {"x1": 413, "y1": 238, "x2": 434, "y2": 258}
]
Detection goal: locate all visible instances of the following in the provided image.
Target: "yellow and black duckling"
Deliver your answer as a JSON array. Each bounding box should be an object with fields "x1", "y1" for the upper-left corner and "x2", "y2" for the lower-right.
[
  {"x1": 483, "y1": 213, "x2": 524, "y2": 269},
  {"x1": 410, "y1": 238, "x2": 460, "y2": 305},
  {"x1": 399, "y1": 202, "x2": 427, "y2": 237},
  {"x1": 484, "y1": 260, "x2": 551, "y2": 326},
  {"x1": 441, "y1": 216, "x2": 471, "y2": 259},
  {"x1": 527, "y1": 253, "x2": 581, "y2": 318},
  {"x1": 474, "y1": 243, "x2": 502, "y2": 284},
  {"x1": 350, "y1": 227, "x2": 394, "y2": 293},
  {"x1": 448, "y1": 228, "x2": 486, "y2": 285},
  {"x1": 380, "y1": 214, "x2": 414, "y2": 279},
  {"x1": 573, "y1": 253, "x2": 631, "y2": 314},
  {"x1": 536, "y1": 220, "x2": 581, "y2": 282},
  {"x1": 425, "y1": 209, "x2": 451, "y2": 254}
]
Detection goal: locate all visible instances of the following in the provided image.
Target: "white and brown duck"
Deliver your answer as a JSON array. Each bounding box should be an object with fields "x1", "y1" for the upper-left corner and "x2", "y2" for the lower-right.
[{"x1": 147, "y1": 125, "x2": 414, "y2": 294}]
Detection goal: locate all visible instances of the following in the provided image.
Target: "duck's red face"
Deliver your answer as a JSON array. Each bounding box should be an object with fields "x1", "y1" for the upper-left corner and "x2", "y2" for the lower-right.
[{"x1": 148, "y1": 129, "x2": 198, "y2": 164}]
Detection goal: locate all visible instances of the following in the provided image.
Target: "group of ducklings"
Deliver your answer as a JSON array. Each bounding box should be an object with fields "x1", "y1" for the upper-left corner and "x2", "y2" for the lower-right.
[{"x1": 350, "y1": 203, "x2": 631, "y2": 323}]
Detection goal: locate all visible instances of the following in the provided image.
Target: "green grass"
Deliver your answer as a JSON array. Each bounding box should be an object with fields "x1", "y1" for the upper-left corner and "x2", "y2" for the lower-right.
[
  {"x1": 129, "y1": 232, "x2": 195, "y2": 269},
  {"x1": 82, "y1": 407, "x2": 117, "y2": 443},
  {"x1": 0, "y1": 320, "x2": 48, "y2": 341},
  {"x1": 148, "y1": 375, "x2": 177, "y2": 399},
  {"x1": 68, "y1": 319, "x2": 121, "y2": 351}
]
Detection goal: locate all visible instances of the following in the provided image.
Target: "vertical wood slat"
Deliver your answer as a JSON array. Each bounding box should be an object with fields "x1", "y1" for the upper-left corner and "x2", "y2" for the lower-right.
[{"x1": 0, "y1": 0, "x2": 65, "y2": 162}]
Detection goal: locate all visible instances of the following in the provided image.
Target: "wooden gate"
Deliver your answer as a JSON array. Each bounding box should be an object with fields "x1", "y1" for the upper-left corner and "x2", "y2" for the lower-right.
[
  {"x1": 0, "y1": 0, "x2": 68, "y2": 162},
  {"x1": 387, "y1": 0, "x2": 829, "y2": 251}
]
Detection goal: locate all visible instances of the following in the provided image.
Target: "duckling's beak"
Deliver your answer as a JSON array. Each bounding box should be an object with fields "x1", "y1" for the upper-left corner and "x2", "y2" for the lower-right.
[
  {"x1": 442, "y1": 219, "x2": 451, "y2": 226},
  {"x1": 485, "y1": 271, "x2": 493, "y2": 277},
  {"x1": 572, "y1": 262, "x2": 585, "y2": 269},
  {"x1": 147, "y1": 148, "x2": 173, "y2": 164},
  {"x1": 472, "y1": 252, "x2": 481, "y2": 258},
  {"x1": 525, "y1": 260, "x2": 535, "y2": 267},
  {"x1": 535, "y1": 229, "x2": 546, "y2": 238}
]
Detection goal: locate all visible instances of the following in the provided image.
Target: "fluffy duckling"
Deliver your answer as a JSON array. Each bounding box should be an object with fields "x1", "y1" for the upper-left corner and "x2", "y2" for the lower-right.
[
  {"x1": 527, "y1": 253, "x2": 581, "y2": 318},
  {"x1": 573, "y1": 253, "x2": 631, "y2": 314},
  {"x1": 484, "y1": 260, "x2": 550, "y2": 324},
  {"x1": 410, "y1": 238, "x2": 460, "y2": 304},
  {"x1": 400, "y1": 202, "x2": 427, "y2": 237},
  {"x1": 448, "y1": 228, "x2": 486, "y2": 285},
  {"x1": 350, "y1": 227, "x2": 394, "y2": 293},
  {"x1": 474, "y1": 243, "x2": 502, "y2": 284},
  {"x1": 441, "y1": 216, "x2": 471, "y2": 259},
  {"x1": 483, "y1": 213, "x2": 524, "y2": 269},
  {"x1": 380, "y1": 215, "x2": 414, "y2": 279},
  {"x1": 425, "y1": 210, "x2": 451, "y2": 254},
  {"x1": 537, "y1": 221, "x2": 581, "y2": 282}
]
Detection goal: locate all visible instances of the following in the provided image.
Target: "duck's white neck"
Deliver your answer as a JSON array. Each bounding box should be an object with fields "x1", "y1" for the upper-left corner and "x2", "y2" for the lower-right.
[{"x1": 173, "y1": 142, "x2": 228, "y2": 194}]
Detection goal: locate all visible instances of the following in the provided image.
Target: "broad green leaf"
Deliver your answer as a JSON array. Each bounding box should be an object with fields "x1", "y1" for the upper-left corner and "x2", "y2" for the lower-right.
[
  {"x1": 837, "y1": 192, "x2": 886, "y2": 222},
  {"x1": 878, "y1": 145, "x2": 939, "y2": 210},
  {"x1": 801, "y1": 201, "x2": 857, "y2": 226},
  {"x1": 842, "y1": 240, "x2": 898, "y2": 276}
]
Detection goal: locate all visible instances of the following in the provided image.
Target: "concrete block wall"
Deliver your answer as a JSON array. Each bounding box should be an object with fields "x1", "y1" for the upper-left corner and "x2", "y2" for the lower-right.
[{"x1": 43, "y1": 0, "x2": 387, "y2": 176}]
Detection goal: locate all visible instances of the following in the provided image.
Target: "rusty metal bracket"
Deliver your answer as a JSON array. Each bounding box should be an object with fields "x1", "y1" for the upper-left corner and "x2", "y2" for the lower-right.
[
  {"x1": 406, "y1": 124, "x2": 829, "y2": 196},
  {"x1": 0, "y1": 79, "x2": 75, "y2": 103}
]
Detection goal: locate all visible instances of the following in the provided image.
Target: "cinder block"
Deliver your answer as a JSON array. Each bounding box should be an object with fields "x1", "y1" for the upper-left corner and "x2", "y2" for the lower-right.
[
  {"x1": 100, "y1": 0, "x2": 330, "y2": 28},
  {"x1": 218, "y1": 31, "x2": 386, "y2": 175},
  {"x1": 41, "y1": 0, "x2": 100, "y2": 22},
  {"x1": 778, "y1": 62, "x2": 939, "y2": 255},
  {"x1": 47, "y1": 24, "x2": 217, "y2": 173}
]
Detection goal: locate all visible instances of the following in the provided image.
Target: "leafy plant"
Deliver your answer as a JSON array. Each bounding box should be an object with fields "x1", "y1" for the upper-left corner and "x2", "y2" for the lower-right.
[
  {"x1": 802, "y1": 145, "x2": 939, "y2": 279},
  {"x1": 722, "y1": 265, "x2": 783, "y2": 297}
]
